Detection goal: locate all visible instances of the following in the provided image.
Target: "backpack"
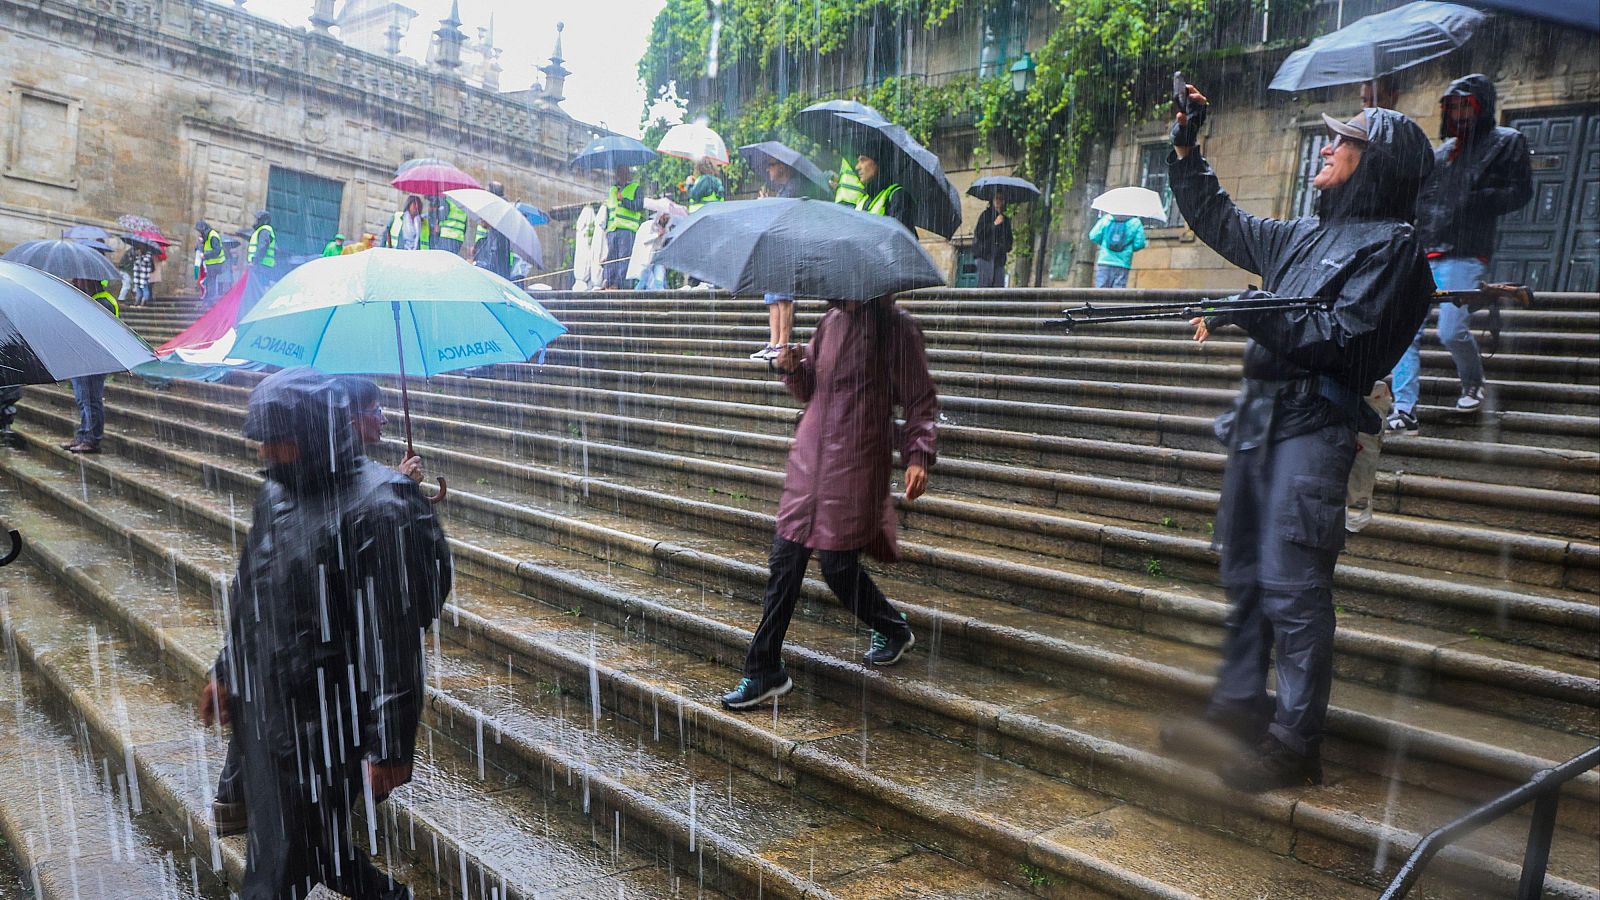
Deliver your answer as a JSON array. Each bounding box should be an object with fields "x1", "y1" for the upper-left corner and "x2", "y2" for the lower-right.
[{"x1": 1105, "y1": 218, "x2": 1131, "y2": 253}]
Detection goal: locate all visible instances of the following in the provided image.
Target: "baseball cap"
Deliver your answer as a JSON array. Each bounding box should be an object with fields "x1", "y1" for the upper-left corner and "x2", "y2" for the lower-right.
[{"x1": 1321, "y1": 111, "x2": 1369, "y2": 143}]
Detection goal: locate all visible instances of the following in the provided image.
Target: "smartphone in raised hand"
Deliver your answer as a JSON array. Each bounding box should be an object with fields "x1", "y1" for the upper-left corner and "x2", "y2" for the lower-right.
[{"x1": 1172, "y1": 71, "x2": 1191, "y2": 116}]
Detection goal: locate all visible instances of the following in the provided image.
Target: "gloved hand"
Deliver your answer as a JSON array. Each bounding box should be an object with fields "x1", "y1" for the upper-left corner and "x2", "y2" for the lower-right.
[{"x1": 1170, "y1": 84, "x2": 1210, "y2": 148}]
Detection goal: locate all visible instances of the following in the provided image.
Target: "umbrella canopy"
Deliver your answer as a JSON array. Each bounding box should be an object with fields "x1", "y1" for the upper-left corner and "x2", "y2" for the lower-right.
[
  {"x1": 391, "y1": 162, "x2": 481, "y2": 196},
  {"x1": 571, "y1": 135, "x2": 658, "y2": 171},
  {"x1": 643, "y1": 197, "x2": 690, "y2": 218},
  {"x1": 657, "y1": 122, "x2": 730, "y2": 164},
  {"x1": 968, "y1": 175, "x2": 1041, "y2": 204},
  {"x1": 1270, "y1": 1, "x2": 1485, "y2": 91},
  {"x1": 739, "y1": 142, "x2": 831, "y2": 197},
  {"x1": 1090, "y1": 186, "x2": 1171, "y2": 221},
  {"x1": 232, "y1": 248, "x2": 566, "y2": 377},
  {"x1": 2, "y1": 239, "x2": 122, "y2": 283},
  {"x1": 795, "y1": 99, "x2": 890, "y2": 144},
  {"x1": 444, "y1": 188, "x2": 544, "y2": 269},
  {"x1": 62, "y1": 225, "x2": 111, "y2": 241},
  {"x1": 395, "y1": 157, "x2": 450, "y2": 177},
  {"x1": 1461, "y1": 0, "x2": 1600, "y2": 32},
  {"x1": 117, "y1": 214, "x2": 160, "y2": 234},
  {"x1": 516, "y1": 202, "x2": 550, "y2": 226},
  {"x1": 0, "y1": 261, "x2": 155, "y2": 385},
  {"x1": 652, "y1": 198, "x2": 945, "y2": 300},
  {"x1": 795, "y1": 103, "x2": 963, "y2": 237}
]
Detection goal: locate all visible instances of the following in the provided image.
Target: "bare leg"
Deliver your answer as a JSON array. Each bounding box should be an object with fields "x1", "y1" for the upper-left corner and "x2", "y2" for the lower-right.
[
  {"x1": 767, "y1": 303, "x2": 782, "y2": 347},
  {"x1": 777, "y1": 301, "x2": 794, "y2": 347}
]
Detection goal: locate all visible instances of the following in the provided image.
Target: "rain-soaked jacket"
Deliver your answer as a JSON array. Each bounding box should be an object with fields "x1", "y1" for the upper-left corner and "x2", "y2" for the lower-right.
[
  {"x1": 1415, "y1": 74, "x2": 1534, "y2": 261},
  {"x1": 213, "y1": 368, "x2": 452, "y2": 771},
  {"x1": 1169, "y1": 108, "x2": 1436, "y2": 447},
  {"x1": 777, "y1": 300, "x2": 938, "y2": 562}
]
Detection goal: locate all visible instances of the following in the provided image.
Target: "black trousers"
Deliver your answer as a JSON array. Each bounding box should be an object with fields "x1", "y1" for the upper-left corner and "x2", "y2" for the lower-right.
[{"x1": 742, "y1": 534, "x2": 908, "y2": 679}]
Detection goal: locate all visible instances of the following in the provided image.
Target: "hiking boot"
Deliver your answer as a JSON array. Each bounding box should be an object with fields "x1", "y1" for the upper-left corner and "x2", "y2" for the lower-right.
[
  {"x1": 720, "y1": 672, "x2": 793, "y2": 710},
  {"x1": 1455, "y1": 385, "x2": 1484, "y2": 412},
  {"x1": 1220, "y1": 736, "x2": 1323, "y2": 793},
  {"x1": 1384, "y1": 409, "x2": 1419, "y2": 436},
  {"x1": 864, "y1": 627, "x2": 915, "y2": 666},
  {"x1": 211, "y1": 799, "x2": 248, "y2": 837}
]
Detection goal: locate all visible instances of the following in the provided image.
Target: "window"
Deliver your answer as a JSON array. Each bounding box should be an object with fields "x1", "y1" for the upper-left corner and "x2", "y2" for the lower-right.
[
  {"x1": 954, "y1": 247, "x2": 978, "y2": 287},
  {"x1": 5, "y1": 86, "x2": 81, "y2": 189},
  {"x1": 1291, "y1": 129, "x2": 1332, "y2": 218},
  {"x1": 1139, "y1": 144, "x2": 1183, "y2": 228},
  {"x1": 979, "y1": 2, "x2": 1029, "y2": 78}
]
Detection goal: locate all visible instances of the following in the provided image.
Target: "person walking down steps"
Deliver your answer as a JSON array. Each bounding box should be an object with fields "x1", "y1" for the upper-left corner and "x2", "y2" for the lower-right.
[{"x1": 722, "y1": 294, "x2": 939, "y2": 710}]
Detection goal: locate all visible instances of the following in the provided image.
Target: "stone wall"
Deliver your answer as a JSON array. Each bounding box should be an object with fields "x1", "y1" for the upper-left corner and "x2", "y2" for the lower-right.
[{"x1": 0, "y1": 0, "x2": 605, "y2": 288}]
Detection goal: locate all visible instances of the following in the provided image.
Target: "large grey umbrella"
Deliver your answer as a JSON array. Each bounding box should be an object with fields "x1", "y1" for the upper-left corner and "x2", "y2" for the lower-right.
[
  {"x1": 968, "y1": 176, "x2": 1041, "y2": 204},
  {"x1": 0, "y1": 261, "x2": 154, "y2": 385},
  {"x1": 652, "y1": 198, "x2": 945, "y2": 300},
  {"x1": 795, "y1": 102, "x2": 963, "y2": 238},
  {"x1": 2, "y1": 239, "x2": 122, "y2": 283},
  {"x1": 1270, "y1": 1, "x2": 1486, "y2": 92},
  {"x1": 739, "y1": 142, "x2": 831, "y2": 198},
  {"x1": 571, "y1": 135, "x2": 657, "y2": 170},
  {"x1": 444, "y1": 188, "x2": 545, "y2": 269}
]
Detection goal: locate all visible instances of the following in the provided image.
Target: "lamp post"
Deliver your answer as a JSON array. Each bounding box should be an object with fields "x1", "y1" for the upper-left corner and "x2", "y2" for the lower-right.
[{"x1": 1009, "y1": 53, "x2": 1036, "y2": 94}]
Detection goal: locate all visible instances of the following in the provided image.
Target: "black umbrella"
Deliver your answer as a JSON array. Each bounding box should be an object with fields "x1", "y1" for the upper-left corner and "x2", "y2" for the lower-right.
[
  {"x1": 795, "y1": 103, "x2": 963, "y2": 238},
  {"x1": 1270, "y1": 1, "x2": 1485, "y2": 91},
  {"x1": 968, "y1": 175, "x2": 1041, "y2": 204},
  {"x1": 2, "y1": 239, "x2": 122, "y2": 283},
  {"x1": 739, "y1": 142, "x2": 831, "y2": 197},
  {"x1": 652, "y1": 198, "x2": 945, "y2": 300},
  {"x1": 571, "y1": 135, "x2": 657, "y2": 170},
  {"x1": 0, "y1": 261, "x2": 155, "y2": 386},
  {"x1": 1463, "y1": 0, "x2": 1600, "y2": 31},
  {"x1": 62, "y1": 225, "x2": 111, "y2": 241}
]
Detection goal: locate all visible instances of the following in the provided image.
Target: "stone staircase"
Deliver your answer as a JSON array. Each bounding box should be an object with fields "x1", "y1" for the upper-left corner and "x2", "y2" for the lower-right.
[{"x1": 0, "y1": 287, "x2": 1594, "y2": 898}]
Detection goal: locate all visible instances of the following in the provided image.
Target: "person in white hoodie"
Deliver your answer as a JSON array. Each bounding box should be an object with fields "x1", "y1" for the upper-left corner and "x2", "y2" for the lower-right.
[{"x1": 628, "y1": 213, "x2": 671, "y2": 290}]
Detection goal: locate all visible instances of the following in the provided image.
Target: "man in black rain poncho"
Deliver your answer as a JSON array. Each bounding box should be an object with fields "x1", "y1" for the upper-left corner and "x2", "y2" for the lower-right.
[
  {"x1": 199, "y1": 368, "x2": 452, "y2": 899},
  {"x1": 1159, "y1": 86, "x2": 1435, "y2": 792}
]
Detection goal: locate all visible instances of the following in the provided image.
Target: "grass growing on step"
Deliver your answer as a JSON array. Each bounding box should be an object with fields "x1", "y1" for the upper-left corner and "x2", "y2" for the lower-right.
[
  {"x1": 1145, "y1": 558, "x2": 1165, "y2": 577},
  {"x1": 1159, "y1": 516, "x2": 1180, "y2": 530},
  {"x1": 706, "y1": 486, "x2": 748, "y2": 501},
  {"x1": 1020, "y1": 863, "x2": 1054, "y2": 887},
  {"x1": 565, "y1": 606, "x2": 583, "y2": 617}
]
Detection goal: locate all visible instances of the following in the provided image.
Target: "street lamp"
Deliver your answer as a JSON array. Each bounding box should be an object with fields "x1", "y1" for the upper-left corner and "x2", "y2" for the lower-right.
[{"x1": 1009, "y1": 53, "x2": 1036, "y2": 94}]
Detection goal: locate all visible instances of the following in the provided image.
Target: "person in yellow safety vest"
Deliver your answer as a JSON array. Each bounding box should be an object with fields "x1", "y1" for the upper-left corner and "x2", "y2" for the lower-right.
[
  {"x1": 322, "y1": 233, "x2": 346, "y2": 257},
  {"x1": 91, "y1": 282, "x2": 120, "y2": 317},
  {"x1": 833, "y1": 156, "x2": 867, "y2": 207},
  {"x1": 686, "y1": 157, "x2": 725, "y2": 213},
  {"x1": 195, "y1": 219, "x2": 229, "y2": 305},
  {"x1": 66, "y1": 279, "x2": 114, "y2": 453},
  {"x1": 433, "y1": 197, "x2": 469, "y2": 254},
  {"x1": 603, "y1": 166, "x2": 645, "y2": 289},
  {"x1": 247, "y1": 210, "x2": 279, "y2": 286},
  {"x1": 385, "y1": 196, "x2": 430, "y2": 250},
  {"x1": 853, "y1": 153, "x2": 917, "y2": 235}
]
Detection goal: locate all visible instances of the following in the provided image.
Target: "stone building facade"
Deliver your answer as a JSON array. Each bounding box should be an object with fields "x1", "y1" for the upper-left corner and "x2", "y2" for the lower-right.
[{"x1": 0, "y1": 0, "x2": 604, "y2": 288}]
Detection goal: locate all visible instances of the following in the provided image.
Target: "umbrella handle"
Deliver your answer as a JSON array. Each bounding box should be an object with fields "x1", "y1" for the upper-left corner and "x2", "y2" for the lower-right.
[
  {"x1": 428, "y1": 476, "x2": 448, "y2": 504},
  {"x1": 0, "y1": 529, "x2": 20, "y2": 567}
]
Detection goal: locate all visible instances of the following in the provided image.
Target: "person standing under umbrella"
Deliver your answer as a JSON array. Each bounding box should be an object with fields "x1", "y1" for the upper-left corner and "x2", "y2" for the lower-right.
[
  {"x1": 247, "y1": 211, "x2": 278, "y2": 287},
  {"x1": 686, "y1": 157, "x2": 725, "y2": 212},
  {"x1": 854, "y1": 152, "x2": 917, "y2": 235},
  {"x1": 434, "y1": 196, "x2": 470, "y2": 255},
  {"x1": 1088, "y1": 212, "x2": 1147, "y2": 288},
  {"x1": 195, "y1": 220, "x2": 228, "y2": 306},
  {"x1": 604, "y1": 165, "x2": 645, "y2": 289},
  {"x1": 972, "y1": 194, "x2": 1013, "y2": 288},
  {"x1": 752, "y1": 158, "x2": 808, "y2": 359},
  {"x1": 473, "y1": 181, "x2": 515, "y2": 280},
  {"x1": 123, "y1": 241, "x2": 156, "y2": 307},
  {"x1": 385, "y1": 196, "x2": 430, "y2": 250},
  {"x1": 63, "y1": 278, "x2": 117, "y2": 453},
  {"x1": 722, "y1": 294, "x2": 938, "y2": 709}
]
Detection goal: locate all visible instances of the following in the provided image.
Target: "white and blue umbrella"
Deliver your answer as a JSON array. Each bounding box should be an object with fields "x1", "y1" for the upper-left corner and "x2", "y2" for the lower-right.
[{"x1": 231, "y1": 249, "x2": 566, "y2": 496}]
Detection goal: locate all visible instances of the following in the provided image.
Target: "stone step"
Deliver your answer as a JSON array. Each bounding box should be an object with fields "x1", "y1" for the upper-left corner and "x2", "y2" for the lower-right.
[
  {"x1": 77, "y1": 382, "x2": 1600, "y2": 652},
  {"x1": 0, "y1": 475, "x2": 790, "y2": 899},
  {"x1": 9, "y1": 424, "x2": 1595, "y2": 899},
  {"x1": 11, "y1": 406, "x2": 1599, "y2": 878},
  {"x1": 0, "y1": 651, "x2": 233, "y2": 900}
]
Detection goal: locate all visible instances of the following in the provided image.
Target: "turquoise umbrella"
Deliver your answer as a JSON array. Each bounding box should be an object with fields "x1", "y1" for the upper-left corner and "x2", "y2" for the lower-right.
[{"x1": 231, "y1": 248, "x2": 567, "y2": 498}]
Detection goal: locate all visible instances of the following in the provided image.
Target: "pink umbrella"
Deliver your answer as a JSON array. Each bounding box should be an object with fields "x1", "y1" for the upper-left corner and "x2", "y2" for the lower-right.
[{"x1": 390, "y1": 163, "x2": 482, "y2": 195}]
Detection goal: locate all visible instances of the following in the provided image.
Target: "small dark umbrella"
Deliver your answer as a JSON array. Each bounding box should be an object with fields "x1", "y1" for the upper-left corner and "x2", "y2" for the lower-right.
[
  {"x1": 968, "y1": 176, "x2": 1041, "y2": 204},
  {"x1": 795, "y1": 102, "x2": 963, "y2": 238},
  {"x1": 652, "y1": 198, "x2": 945, "y2": 300},
  {"x1": 1270, "y1": 1, "x2": 1485, "y2": 92},
  {"x1": 570, "y1": 135, "x2": 657, "y2": 170},
  {"x1": 517, "y1": 202, "x2": 551, "y2": 226},
  {"x1": 1462, "y1": 0, "x2": 1599, "y2": 31},
  {"x1": 739, "y1": 142, "x2": 831, "y2": 197},
  {"x1": 62, "y1": 225, "x2": 111, "y2": 241},
  {"x1": 0, "y1": 260, "x2": 155, "y2": 385},
  {"x1": 2, "y1": 239, "x2": 122, "y2": 283}
]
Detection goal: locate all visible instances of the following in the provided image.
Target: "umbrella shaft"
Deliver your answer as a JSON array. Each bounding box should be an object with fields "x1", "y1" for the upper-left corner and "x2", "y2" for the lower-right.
[{"x1": 391, "y1": 302, "x2": 415, "y2": 458}]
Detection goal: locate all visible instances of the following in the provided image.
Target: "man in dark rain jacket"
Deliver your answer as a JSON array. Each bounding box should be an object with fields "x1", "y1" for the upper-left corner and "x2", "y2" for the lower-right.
[
  {"x1": 199, "y1": 368, "x2": 452, "y2": 899},
  {"x1": 1387, "y1": 74, "x2": 1532, "y2": 434},
  {"x1": 1159, "y1": 86, "x2": 1435, "y2": 792}
]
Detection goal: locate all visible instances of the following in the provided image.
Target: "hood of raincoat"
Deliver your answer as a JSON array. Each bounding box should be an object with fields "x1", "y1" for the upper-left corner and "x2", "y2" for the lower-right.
[
  {"x1": 195, "y1": 219, "x2": 210, "y2": 236},
  {"x1": 1316, "y1": 108, "x2": 1434, "y2": 224},
  {"x1": 1440, "y1": 73, "x2": 1496, "y2": 140},
  {"x1": 254, "y1": 210, "x2": 271, "y2": 227},
  {"x1": 242, "y1": 367, "x2": 360, "y2": 493}
]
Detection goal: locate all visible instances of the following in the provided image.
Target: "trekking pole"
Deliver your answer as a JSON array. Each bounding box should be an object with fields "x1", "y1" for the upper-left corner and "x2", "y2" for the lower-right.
[{"x1": 1047, "y1": 296, "x2": 1332, "y2": 330}]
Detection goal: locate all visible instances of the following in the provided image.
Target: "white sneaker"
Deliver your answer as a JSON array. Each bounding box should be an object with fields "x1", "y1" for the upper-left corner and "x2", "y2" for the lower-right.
[
  {"x1": 1456, "y1": 386, "x2": 1484, "y2": 412},
  {"x1": 749, "y1": 344, "x2": 774, "y2": 360}
]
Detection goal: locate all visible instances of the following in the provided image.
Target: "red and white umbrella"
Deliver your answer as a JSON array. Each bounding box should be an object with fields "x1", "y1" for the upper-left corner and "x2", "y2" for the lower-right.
[{"x1": 391, "y1": 162, "x2": 481, "y2": 196}]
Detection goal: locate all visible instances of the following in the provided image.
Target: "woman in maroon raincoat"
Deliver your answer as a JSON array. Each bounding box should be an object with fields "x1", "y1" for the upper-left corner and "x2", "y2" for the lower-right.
[{"x1": 722, "y1": 295, "x2": 939, "y2": 710}]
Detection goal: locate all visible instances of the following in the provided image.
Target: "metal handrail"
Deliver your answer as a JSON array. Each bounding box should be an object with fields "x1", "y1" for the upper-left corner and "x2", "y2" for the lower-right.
[{"x1": 1379, "y1": 744, "x2": 1600, "y2": 899}]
